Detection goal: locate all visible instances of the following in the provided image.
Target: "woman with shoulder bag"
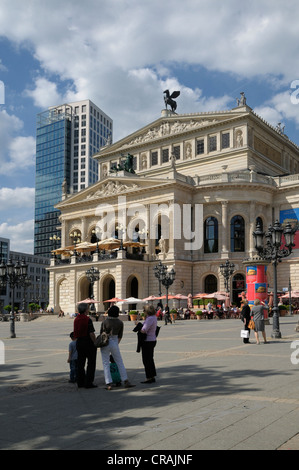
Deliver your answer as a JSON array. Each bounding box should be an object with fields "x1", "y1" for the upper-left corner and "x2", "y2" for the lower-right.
[
  {"x1": 100, "y1": 305, "x2": 135, "y2": 390},
  {"x1": 251, "y1": 299, "x2": 268, "y2": 344}
]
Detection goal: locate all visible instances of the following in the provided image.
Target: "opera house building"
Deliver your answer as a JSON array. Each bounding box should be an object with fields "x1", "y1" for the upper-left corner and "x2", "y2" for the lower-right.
[{"x1": 48, "y1": 97, "x2": 299, "y2": 314}]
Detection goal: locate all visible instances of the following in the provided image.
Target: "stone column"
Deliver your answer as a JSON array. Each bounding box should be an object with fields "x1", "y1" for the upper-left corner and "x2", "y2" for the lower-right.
[{"x1": 221, "y1": 201, "x2": 229, "y2": 257}]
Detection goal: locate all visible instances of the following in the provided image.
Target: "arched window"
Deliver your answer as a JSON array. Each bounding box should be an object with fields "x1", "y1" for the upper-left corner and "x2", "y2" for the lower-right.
[
  {"x1": 256, "y1": 217, "x2": 263, "y2": 231},
  {"x1": 230, "y1": 215, "x2": 245, "y2": 252},
  {"x1": 204, "y1": 217, "x2": 218, "y2": 253},
  {"x1": 204, "y1": 274, "x2": 217, "y2": 294}
]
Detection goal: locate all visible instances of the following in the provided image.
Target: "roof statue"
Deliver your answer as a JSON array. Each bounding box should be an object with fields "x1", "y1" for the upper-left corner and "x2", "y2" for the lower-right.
[
  {"x1": 110, "y1": 153, "x2": 135, "y2": 174},
  {"x1": 163, "y1": 89, "x2": 180, "y2": 112},
  {"x1": 236, "y1": 92, "x2": 247, "y2": 107}
]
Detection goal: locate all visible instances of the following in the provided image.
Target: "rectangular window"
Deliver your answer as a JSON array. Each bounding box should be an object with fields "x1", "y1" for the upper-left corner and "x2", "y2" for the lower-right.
[
  {"x1": 162, "y1": 148, "x2": 169, "y2": 163},
  {"x1": 173, "y1": 145, "x2": 180, "y2": 160},
  {"x1": 209, "y1": 136, "x2": 217, "y2": 152},
  {"x1": 222, "y1": 133, "x2": 230, "y2": 149},
  {"x1": 151, "y1": 151, "x2": 158, "y2": 166},
  {"x1": 196, "y1": 139, "x2": 204, "y2": 155}
]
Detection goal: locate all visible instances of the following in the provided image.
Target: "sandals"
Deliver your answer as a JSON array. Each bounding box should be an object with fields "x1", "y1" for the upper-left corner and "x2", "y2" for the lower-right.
[{"x1": 105, "y1": 380, "x2": 135, "y2": 390}]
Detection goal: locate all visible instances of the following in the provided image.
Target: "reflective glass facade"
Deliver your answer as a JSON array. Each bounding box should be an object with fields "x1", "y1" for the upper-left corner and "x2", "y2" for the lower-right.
[
  {"x1": 34, "y1": 108, "x2": 72, "y2": 257},
  {"x1": 34, "y1": 100, "x2": 113, "y2": 258}
]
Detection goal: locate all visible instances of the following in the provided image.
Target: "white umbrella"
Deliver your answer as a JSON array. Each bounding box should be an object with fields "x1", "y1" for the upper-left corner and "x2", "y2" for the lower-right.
[{"x1": 121, "y1": 297, "x2": 146, "y2": 304}]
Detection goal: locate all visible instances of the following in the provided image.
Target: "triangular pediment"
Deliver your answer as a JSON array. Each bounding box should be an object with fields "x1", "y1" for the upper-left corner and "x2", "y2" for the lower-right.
[
  {"x1": 95, "y1": 107, "x2": 251, "y2": 159},
  {"x1": 55, "y1": 172, "x2": 175, "y2": 209}
]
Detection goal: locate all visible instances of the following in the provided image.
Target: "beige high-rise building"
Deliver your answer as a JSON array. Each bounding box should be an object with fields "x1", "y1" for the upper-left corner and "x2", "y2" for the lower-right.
[{"x1": 48, "y1": 97, "x2": 299, "y2": 314}]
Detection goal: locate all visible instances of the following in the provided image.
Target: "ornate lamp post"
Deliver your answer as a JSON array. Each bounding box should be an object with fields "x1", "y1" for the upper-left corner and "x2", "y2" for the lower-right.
[
  {"x1": 253, "y1": 220, "x2": 296, "y2": 338},
  {"x1": 49, "y1": 234, "x2": 60, "y2": 258},
  {"x1": 0, "y1": 258, "x2": 28, "y2": 338},
  {"x1": 70, "y1": 231, "x2": 81, "y2": 256},
  {"x1": 153, "y1": 261, "x2": 176, "y2": 307},
  {"x1": 85, "y1": 266, "x2": 100, "y2": 312},
  {"x1": 219, "y1": 259, "x2": 235, "y2": 294}
]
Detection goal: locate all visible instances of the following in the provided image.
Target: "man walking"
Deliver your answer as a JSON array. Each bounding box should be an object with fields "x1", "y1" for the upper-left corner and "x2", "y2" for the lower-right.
[{"x1": 74, "y1": 302, "x2": 97, "y2": 388}]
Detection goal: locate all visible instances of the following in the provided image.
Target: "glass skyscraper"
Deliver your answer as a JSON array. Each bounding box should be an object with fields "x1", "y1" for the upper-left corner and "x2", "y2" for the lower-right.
[{"x1": 34, "y1": 100, "x2": 113, "y2": 257}]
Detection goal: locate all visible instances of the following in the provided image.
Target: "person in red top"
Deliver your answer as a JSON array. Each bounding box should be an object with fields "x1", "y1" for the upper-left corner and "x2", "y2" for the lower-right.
[{"x1": 74, "y1": 302, "x2": 97, "y2": 388}]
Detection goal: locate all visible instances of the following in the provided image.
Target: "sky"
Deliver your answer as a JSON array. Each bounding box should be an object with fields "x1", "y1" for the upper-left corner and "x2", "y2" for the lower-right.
[{"x1": 1, "y1": 0, "x2": 299, "y2": 254}]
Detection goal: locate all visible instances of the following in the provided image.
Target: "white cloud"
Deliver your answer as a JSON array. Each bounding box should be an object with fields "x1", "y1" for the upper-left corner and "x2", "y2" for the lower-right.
[
  {"x1": 25, "y1": 77, "x2": 62, "y2": 108},
  {"x1": 254, "y1": 90, "x2": 299, "y2": 132},
  {"x1": 0, "y1": 219, "x2": 34, "y2": 254},
  {"x1": 0, "y1": 187, "x2": 35, "y2": 210},
  {"x1": 0, "y1": 110, "x2": 35, "y2": 174},
  {"x1": 1, "y1": 0, "x2": 299, "y2": 140}
]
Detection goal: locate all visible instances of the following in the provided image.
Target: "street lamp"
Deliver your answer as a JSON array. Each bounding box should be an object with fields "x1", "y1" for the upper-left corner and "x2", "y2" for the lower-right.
[
  {"x1": 0, "y1": 258, "x2": 28, "y2": 338},
  {"x1": 153, "y1": 261, "x2": 176, "y2": 307},
  {"x1": 253, "y1": 220, "x2": 296, "y2": 338},
  {"x1": 219, "y1": 259, "x2": 235, "y2": 294},
  {"x1": 49, "y1": 234, "x2": 61, "y2": 258},
  {"x1": 85, "y1": 266, "x2": 100, "y2": 312},
  {"x1": 70, "y1": 231, "x2": 81, "y2": 256}
]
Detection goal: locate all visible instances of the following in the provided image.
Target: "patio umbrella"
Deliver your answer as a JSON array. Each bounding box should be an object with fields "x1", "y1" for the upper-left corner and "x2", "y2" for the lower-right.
[
  {"x1": 122, "y1": 241, "x2": 147, "y2": 248},
  {"x1": 193, "y1": 293, "x2": 208, "y2": 298},
  {"x1": 143, "y1": 295, "x2": 160, "y2": 302},
  {"x1": 75, "y1": 241, "x2": 98, "y2": 252},
  {"x1": 169, "y1": 293, "x2": 189, "y2": 307},
  {"x1": 104, "y1": 297, "x2": 124, "y2": 303},
  {"x1": 120, "y1": 297, "x2": 146, "y2": 304},
  {"x1": 281, "y1": 291, "x2": 299, "y2": 299},
  {"x1": 98, "y1": 238, "x2": 121, "y2": 250},
  {"x1": 52, "y1": 245, "x2": 74, "y2": 255},
  {"x1": 77, "y1": 298, "x2": 101, "y2": 304},
  {"x1": 169, "y1": 294, "x2": 189, "y2": 300}
]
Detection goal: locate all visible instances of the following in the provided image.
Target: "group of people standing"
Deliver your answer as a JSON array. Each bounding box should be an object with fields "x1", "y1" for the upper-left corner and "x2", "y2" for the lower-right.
[
  {"x1": 68, "y1": 302, "x2": 157, "y2": 389},
  {"x1": 240, "y1": 299, "x2": 268, "y2": 344}
]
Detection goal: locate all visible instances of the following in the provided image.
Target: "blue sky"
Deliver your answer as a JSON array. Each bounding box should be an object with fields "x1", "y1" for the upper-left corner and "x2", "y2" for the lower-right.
[{"x1": 1, "y1": 0, "x2": 299, "y2": 253}]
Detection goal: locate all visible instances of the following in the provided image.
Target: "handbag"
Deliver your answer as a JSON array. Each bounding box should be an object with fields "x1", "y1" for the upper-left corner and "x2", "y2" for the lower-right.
[
  {"x1": 95, "y1": 331, "x2": 110, "y2": 348},
  {"x1": 240, "y1": 329, "x2": 250, "y2": 338},
  {"x1": 248, "y1": 319, "x2": 255, "y2": 329}
]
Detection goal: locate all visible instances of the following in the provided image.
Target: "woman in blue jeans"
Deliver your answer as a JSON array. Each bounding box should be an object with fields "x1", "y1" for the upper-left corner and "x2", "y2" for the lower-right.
[
  {"x1": 140, "y1": 304, "x2": 158, "y2": 384},
  {"x1": 100, "y1": 305, "x2": 135, "y2": 390}
]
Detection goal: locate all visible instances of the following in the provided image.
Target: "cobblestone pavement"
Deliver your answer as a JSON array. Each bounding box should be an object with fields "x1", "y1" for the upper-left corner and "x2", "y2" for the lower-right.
[{"x1": 0, "y1": 315, "x2": 299, "y2": 451}]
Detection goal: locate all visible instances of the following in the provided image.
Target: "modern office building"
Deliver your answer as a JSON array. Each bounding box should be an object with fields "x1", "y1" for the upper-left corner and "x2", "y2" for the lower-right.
[
  {"x1": 9, "y1": 251, "x2": 50, "y2": 311},
  {"x1": 34, "y1": 99, "x2": 113, "y2": 258},
  {"x1": 47, "y1": 95, "x2": 299, "y2": 314}
]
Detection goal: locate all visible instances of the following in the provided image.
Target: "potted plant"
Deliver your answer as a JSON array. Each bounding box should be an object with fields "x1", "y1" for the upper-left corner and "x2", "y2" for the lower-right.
[
  {"x1": 170, "y1": 308, "x2": 177, "y2": 322},
  {"x1": 129, "y1": 310, "x2": 138, "y2": 321},
  {"x1": 196, "y1": 310, "x2": 203, "y2": 320}
]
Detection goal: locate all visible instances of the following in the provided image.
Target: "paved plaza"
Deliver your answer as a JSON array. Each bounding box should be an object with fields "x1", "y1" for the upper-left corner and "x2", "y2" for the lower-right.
[{"x1": 1, "y1": 314, "x2": 299, "y2": 451}]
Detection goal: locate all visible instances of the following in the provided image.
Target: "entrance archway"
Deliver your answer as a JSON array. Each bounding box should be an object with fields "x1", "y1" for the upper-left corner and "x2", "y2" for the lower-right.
[
  {"x1": 126, "y1": 275, "x2": 138, "y2": 298},
  {"x1": 102, "y1": 275, "x2": 116, "y2": 303}
]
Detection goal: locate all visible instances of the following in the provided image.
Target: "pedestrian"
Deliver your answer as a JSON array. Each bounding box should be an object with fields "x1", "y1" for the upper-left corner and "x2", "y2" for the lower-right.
[
  {"x1": 240, "y1": 300, "x2": 251, "y2": 343},
  {"x1": 251, "y1": 299, "x2": 268, "y2": 344},
  {"x1": 73, "y1": 302, "x2": 97, "y2": 388},
  {"x1": 100, "y1": 305, "x2": 135, "y2": 390},
  {"x1": 164, "y1": 304, "x2": 172, "y2": 325},
  {"x1": 139, "y1": 304, "x2": 158, "y2": 384},
  {"x1": 67, "y1": 332, "x2": 78, "y2": 383}
]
